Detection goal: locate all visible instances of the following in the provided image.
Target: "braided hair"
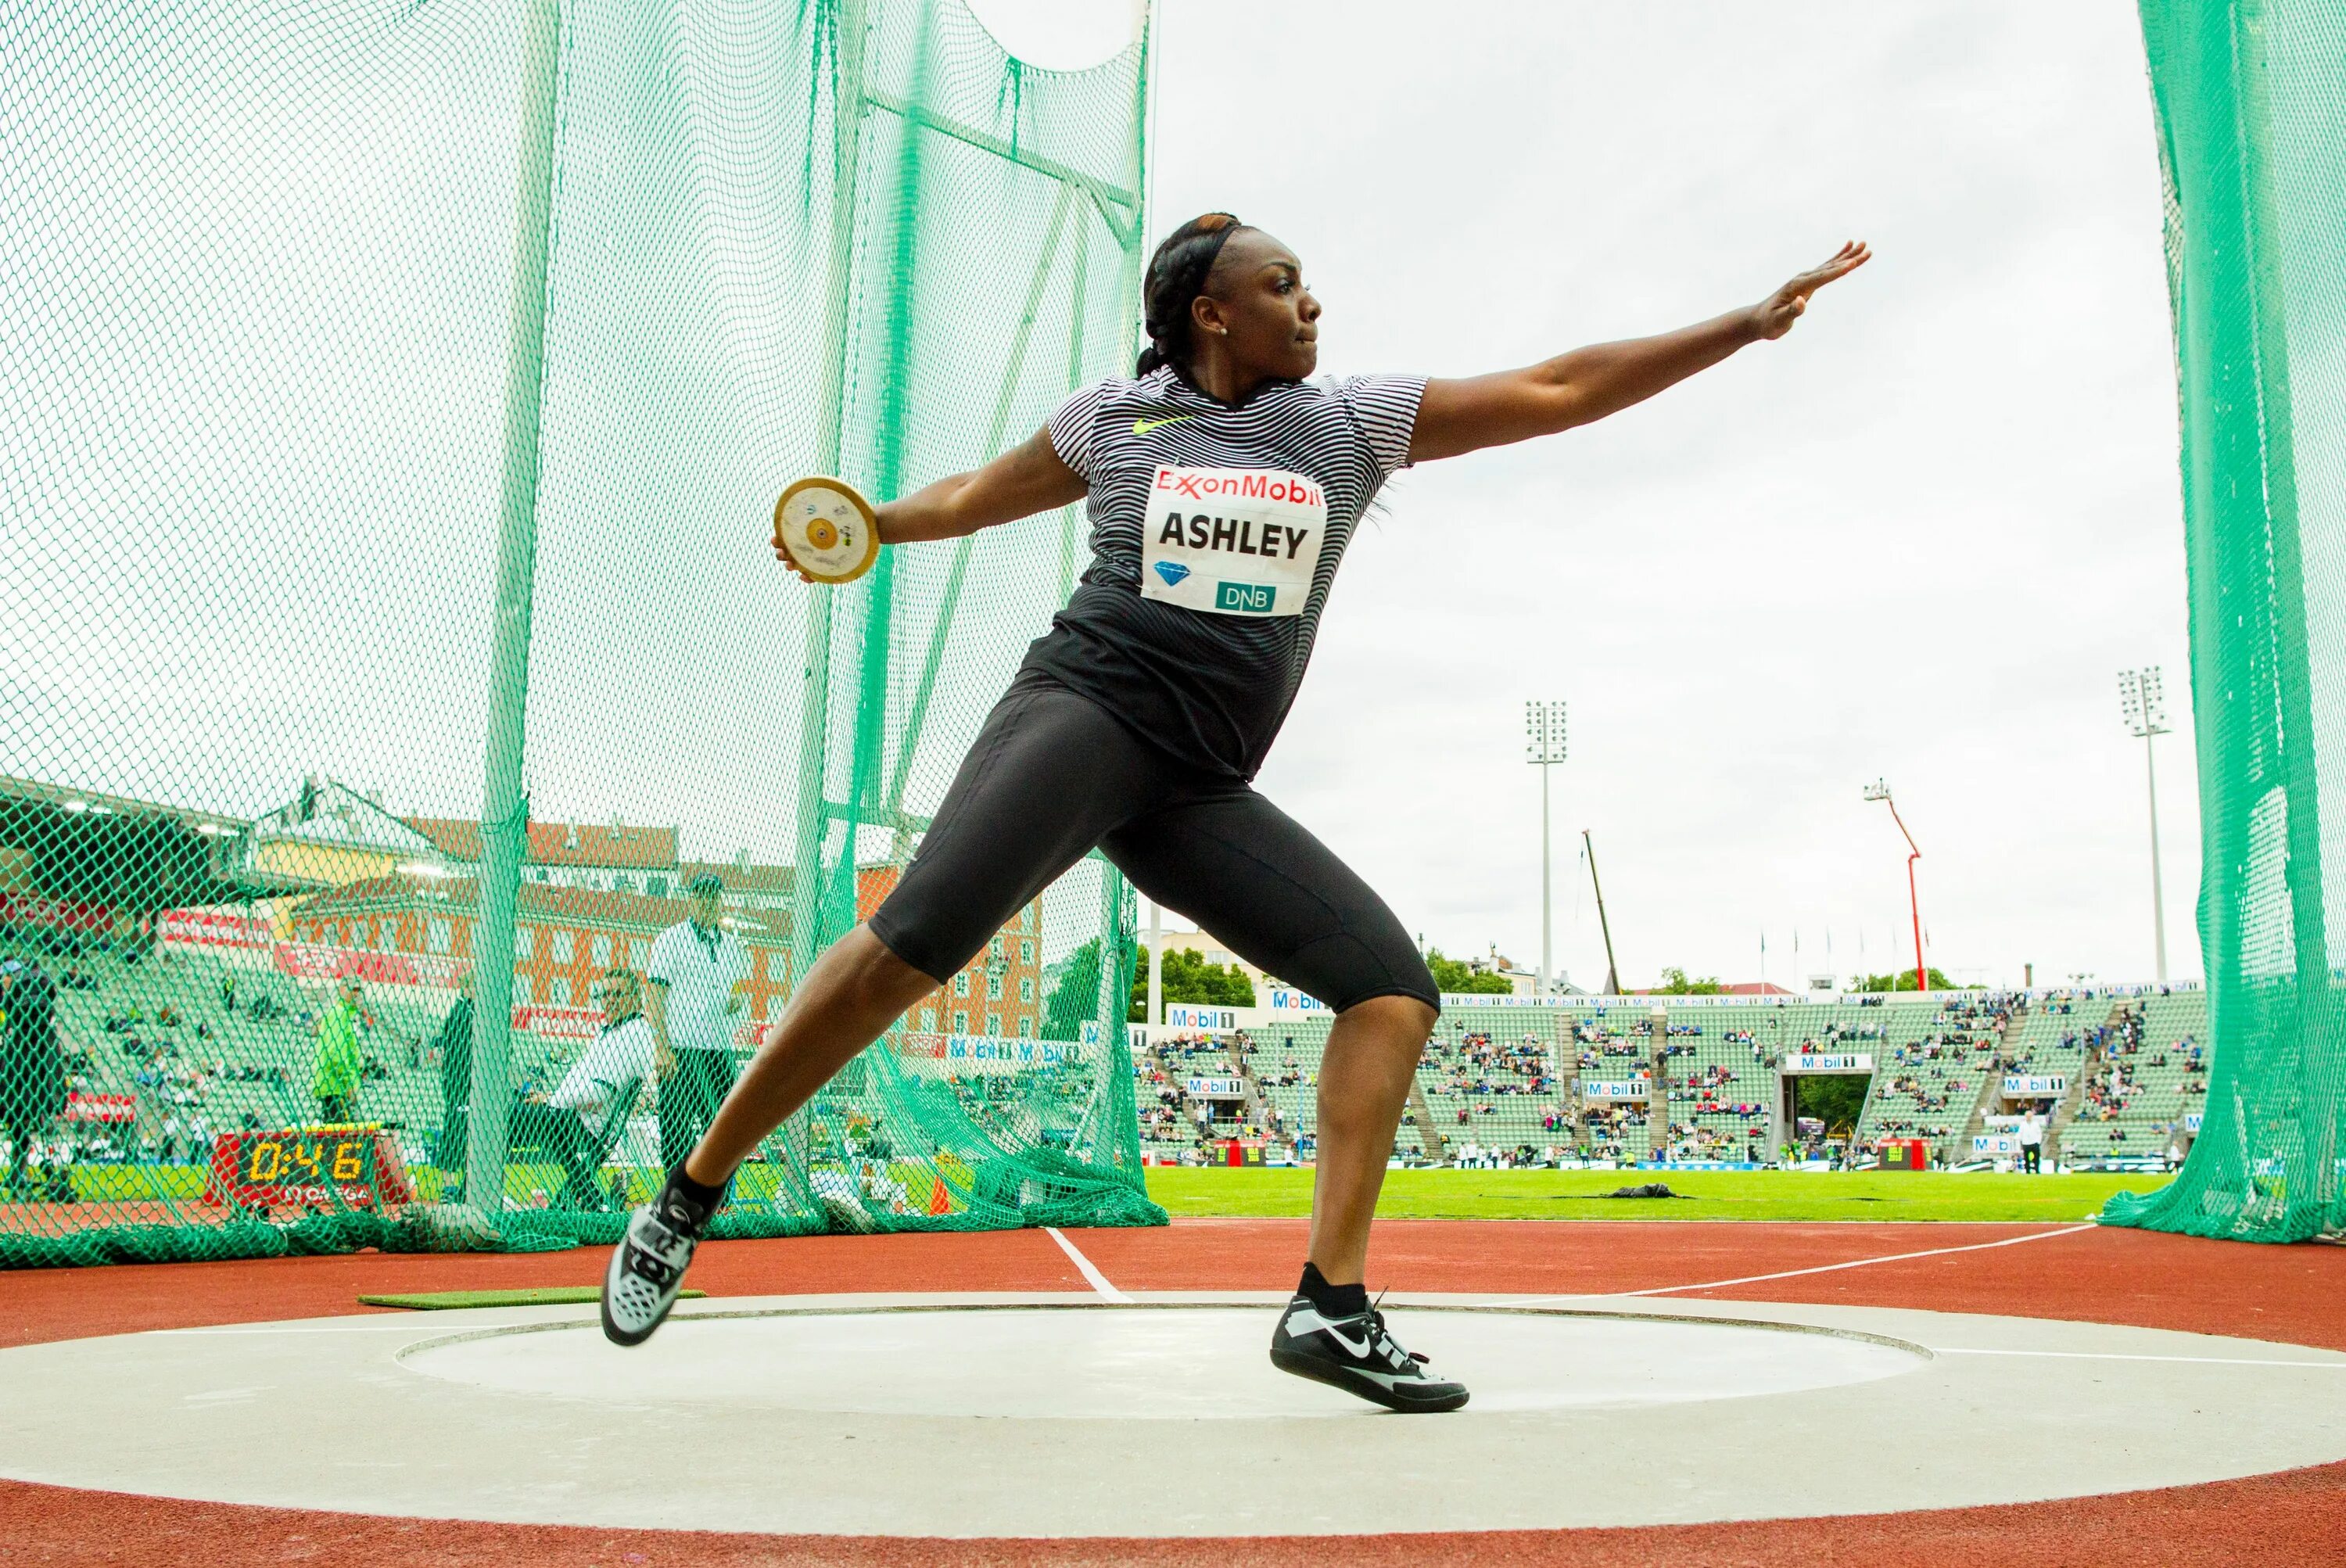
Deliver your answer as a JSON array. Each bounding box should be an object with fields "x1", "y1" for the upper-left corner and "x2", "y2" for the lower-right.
[{"x1": 1135, "y1": 212, "x2": 1245, "y2": 379}]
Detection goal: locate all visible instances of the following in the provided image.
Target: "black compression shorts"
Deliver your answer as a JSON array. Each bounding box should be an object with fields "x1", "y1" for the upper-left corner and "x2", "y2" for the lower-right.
[{"x1": 867, "y1": 670, "x2": 1438, "y2": 1015}]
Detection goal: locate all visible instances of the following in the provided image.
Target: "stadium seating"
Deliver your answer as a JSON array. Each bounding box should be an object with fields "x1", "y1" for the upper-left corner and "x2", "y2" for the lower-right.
[
  {"x1": 2064, "y1": 991, "x2": 2207, "y2": 1164},
  {"x1": 14, "y1": 932, "x2": 2215, "y2": 1181}
]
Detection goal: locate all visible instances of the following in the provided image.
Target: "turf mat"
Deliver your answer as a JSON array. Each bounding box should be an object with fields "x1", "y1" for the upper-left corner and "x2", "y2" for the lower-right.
[{"x1": 359, "y1": 1287, "x2": 708, "y2": 1311}]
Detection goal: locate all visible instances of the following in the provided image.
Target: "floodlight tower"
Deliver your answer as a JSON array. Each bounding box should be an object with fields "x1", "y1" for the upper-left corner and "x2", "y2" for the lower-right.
[
  {"x1": 1864, "y1": 779, "x2": 1927, "y2": 992},
  {"x1": 1525, "y1": 701, "x2": 1567, "y2": 996},
  {"x1": 2117, "y1": 667, "x2": 2172, "y2": 985}
]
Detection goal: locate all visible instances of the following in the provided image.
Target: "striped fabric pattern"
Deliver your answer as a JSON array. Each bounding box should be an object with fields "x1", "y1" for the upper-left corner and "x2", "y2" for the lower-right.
[{"x1": 1035, "y1": 366, "x2": 1424, "y2": 776}]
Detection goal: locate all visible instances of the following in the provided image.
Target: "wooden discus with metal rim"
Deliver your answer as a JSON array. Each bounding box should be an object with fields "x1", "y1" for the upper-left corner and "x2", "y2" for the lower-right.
[{"x1": 772, "y1": 475, "x2": 880, "y2": 584}]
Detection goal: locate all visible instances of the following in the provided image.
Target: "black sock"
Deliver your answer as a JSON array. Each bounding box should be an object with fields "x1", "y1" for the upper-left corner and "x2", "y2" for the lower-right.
[
  {"x1": 660, "y1": 1161, "x2": 726, "y2": 1222},
  {"x1": 1298, "y1": 1261, "x2": 1368, "y2": 1319}
]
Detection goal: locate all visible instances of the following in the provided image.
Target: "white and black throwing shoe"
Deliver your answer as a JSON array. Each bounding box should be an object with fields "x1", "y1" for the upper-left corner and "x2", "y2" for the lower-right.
[
  {"x1": 1269, "y1": 1294, "x2": 1469, "y2": 1413},
  {"x1": 600, "y1": 1188, "x2": 709, "y2": 1347}
]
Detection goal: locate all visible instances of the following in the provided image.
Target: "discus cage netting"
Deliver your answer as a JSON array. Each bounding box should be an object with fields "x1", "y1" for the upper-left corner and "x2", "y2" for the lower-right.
[
  {"x1": 2103, "y1": 0, "x2": 2346, "y2": 1241},
  {"x1": 0, "y1": 0, "x2": 1165, "y2": 1267}
]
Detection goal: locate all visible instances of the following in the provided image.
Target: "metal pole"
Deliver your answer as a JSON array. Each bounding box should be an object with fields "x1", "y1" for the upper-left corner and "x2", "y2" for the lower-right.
[
  {"x1": 791, "y1": 0, "x2": 870, "y2": 1006},
  {"x1": 464, "y1": 0, "x2": 563, "y2": 1215},
  {"x1": 1539, "y1": 762, "x2": 1551, "y2": 996},
  {"x1": 2146, "y1": 730, "x2": 2168, "y2": 985},
  {"x1": 1146, "y1": 899, "x2": 1163, "y2": 1029},
  {"x1": 1870, "y1": 786, "x2": 1925, "y2": 993},
  {"x1": 1584, "y1": 830, "x2": 1620, "y2": 996},
  {"x1": 1647, "y1": 1004, "x2": 1668, "y2": 1163},
  {"x1": 1905, "y1": 848, "x2": 1925, "y2": 992}
]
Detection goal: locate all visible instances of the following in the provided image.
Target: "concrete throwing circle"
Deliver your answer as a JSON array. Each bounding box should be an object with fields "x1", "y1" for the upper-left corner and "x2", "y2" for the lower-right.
[
  {"x1": 402, "y1": 1305, "x2": 1925, "y2": 1419},
  {"x1": 2, "y1": 1291, "x2": 2344, "y2": 1535}
]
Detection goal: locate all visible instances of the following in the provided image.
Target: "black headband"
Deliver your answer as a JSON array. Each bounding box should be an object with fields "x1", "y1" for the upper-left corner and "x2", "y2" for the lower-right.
[{"x1": 1144, "y1": 213, "x2": 1243, "y2": 357}]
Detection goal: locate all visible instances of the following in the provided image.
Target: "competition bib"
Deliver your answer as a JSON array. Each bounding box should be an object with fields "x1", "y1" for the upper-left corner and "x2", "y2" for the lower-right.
[{"x1": 1139, "y1": 465, "x2": 1326, "y2": 618}]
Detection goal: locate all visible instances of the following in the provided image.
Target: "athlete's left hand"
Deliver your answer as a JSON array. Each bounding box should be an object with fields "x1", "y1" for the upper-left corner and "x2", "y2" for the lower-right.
[{"x1": 1749, "y1": 242, "x2": 1871, "y2": 341}]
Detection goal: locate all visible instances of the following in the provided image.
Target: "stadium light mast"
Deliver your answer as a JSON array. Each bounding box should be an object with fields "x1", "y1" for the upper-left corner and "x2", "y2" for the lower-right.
[
  {"x1": 1864, "y1": 780, "x2": 1926, "y2": 992},
  {"x1": 1525, "y1": 700, "x2": 1567, "y2": 996},
  {"x1": 2117, "y1": 666, "x2": 2172, "y2": 985}
]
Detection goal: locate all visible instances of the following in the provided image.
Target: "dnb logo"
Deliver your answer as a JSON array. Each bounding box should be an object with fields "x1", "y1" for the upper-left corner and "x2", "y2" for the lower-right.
[
  {"x1": 1215, "y1": 581, "x2": 1275, "y2": 613},
  {"x1": 1153, "y1": 561, "x2": 1191, "y2": 587}
]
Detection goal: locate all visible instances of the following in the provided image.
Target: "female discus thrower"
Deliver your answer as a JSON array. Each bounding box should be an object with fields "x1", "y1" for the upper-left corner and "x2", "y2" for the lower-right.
[{"x1": 604, "y1": 214, "x2": 1868, "y2": 1411}]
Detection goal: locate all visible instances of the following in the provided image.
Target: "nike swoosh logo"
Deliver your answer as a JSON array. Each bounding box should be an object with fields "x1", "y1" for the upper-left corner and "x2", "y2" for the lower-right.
[
  {"x1": 1133, "y1": 414, "x2": 1197, "y2": 435},
  {"x1": 1284, "y1": 1305, "x2": 1373, "y2": 1358}
]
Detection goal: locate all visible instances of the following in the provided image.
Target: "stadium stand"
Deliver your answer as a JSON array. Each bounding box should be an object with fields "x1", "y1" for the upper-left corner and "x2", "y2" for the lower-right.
[
  {"x1": 1851, "y1": 993, "x2": 2016, "y2": 1161},
  {"x1": 2061, "y1": 991, "x2": 2208, "y2": 1168},
  {"x1": 18, "y1": 923, "x2": 2215, "y2": 1188}
]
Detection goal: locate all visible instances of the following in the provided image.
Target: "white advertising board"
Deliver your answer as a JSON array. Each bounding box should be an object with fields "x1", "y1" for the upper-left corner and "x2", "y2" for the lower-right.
[
  {"x1": 2003, "y1": 1074, "x2": 2066, "y2": 1096},
  {"x1": 1785, "y1": 1053, "x2": 1873, "y2": 1074},
  {"x1": 1582, "y1": 1080, "x2": 1652, "y2": 1100},
  {"x1": 1184, "y1": 1077, "x2": 1247, "y2": 1098},
  {"x1": 1164, "y1": 1003, "x2": 1241, "y2": 1032},
  {"x1": 895, "y1": 1033, "x2": 1072, "y2": 1076}
]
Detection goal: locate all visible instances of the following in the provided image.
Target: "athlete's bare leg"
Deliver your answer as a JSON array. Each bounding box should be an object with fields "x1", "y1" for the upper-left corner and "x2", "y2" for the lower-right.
[
  {"x1": 1306, "y1": 994, "x2": 1438, "y2": 1285},
  {"x1": 682, "y1": 924, "x2": 934, "y2": 1186}
]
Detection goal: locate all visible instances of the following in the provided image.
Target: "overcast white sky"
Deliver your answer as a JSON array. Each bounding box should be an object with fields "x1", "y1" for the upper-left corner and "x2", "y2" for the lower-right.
[
  {"x1": 5, "y1": 1, "x2": 2198, "y2": 992},
  {"x1": 1108, "y1": 0, "x2": 2194, "y2": 990}
]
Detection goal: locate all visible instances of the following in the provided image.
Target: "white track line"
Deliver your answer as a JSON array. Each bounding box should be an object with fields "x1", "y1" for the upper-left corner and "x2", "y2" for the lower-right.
[
  {"x1": 1044, "y1": 1226, "x2": 1130, "y2": 1304},
  {"x1": 1936, "y1": 1347, "x2": 2346, "y2": 1369},
  {"x1": 1499, "y1": 1222, "x2": 2100, "y2": 1306}
]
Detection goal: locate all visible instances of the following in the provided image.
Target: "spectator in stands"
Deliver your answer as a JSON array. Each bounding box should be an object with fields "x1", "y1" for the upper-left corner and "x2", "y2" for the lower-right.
[
  {"x1": 312, "y1": 976, "x2": 365, "y2": 1123},
  {"x1": 221, "y1": 972, "x2": 236, "y2": 1014},
  {"x1": 434, "y1": 970, "x2": 477, "y2": 1178},
  {"x1": 508, "y1": 967, "x2": 655, "y2": 1211},
  {"x1": 647, "y1": 874, "x2": 751, "y2": 1200},
  {"x1": 1, "y1": 957, "x2": 66, "y2": 1199}
]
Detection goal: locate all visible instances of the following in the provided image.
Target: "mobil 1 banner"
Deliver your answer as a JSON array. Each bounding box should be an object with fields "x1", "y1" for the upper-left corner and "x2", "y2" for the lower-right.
[{"x1": 1783, "y1": 1053, "x2": 1873, "y2": 1074}]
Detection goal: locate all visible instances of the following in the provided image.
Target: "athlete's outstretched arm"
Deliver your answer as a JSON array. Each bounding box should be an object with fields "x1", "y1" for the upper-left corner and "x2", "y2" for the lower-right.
[{"x1": 1408, "y1": 242, "x2": 1870, "y2": 465}]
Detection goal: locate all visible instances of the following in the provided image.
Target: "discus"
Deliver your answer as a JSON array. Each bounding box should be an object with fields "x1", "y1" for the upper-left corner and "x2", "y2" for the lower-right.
[{"x1": 772, "y1": 475, "x2": 880, "y2": 584}]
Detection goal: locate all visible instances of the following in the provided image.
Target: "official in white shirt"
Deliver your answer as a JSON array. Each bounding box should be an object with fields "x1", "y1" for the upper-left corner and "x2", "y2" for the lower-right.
[
  {"x1": 2016, "y1": 1107, "x2": 2046, "y2": 1174},
  {"x1": 511, "y1": 967, "x2": 656, "y2": 1210},
  {"x1": 647, "y1": 874, "x2": 751, "y2": 1189}
]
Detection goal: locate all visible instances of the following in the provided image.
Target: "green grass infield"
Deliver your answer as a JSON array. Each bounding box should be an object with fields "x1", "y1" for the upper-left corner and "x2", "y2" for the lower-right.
[{"x1": 1142, "y1": 1168, "x2": 2157, "y2": 1223}]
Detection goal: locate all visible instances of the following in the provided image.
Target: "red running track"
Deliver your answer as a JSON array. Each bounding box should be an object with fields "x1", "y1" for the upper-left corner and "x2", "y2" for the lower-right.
[{"x1": 3, "y1": 1218, "x2": 2343, "y2": 1566}]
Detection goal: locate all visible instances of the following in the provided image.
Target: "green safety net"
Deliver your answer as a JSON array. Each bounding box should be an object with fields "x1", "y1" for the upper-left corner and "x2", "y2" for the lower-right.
[
  {"x1": 2104, "y1": 0, "x2": 2346, "y2": 1241},
  {"x1": 0, "y1": 0, "x2": 1165, "y2": 1268}
]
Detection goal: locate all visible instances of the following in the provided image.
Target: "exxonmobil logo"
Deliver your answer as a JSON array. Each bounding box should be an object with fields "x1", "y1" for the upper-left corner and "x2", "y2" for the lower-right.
[{"x1": 1152, "y1": 466, "x2": 1323, "y2": 509}]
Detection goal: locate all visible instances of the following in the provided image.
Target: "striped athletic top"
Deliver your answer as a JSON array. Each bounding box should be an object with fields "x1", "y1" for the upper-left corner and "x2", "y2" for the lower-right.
[{"x1": 1022, "y1": 365, "x2": 1425, "y2": 777}]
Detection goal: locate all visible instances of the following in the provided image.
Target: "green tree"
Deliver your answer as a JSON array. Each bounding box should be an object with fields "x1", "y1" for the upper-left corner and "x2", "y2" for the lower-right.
[
  {"x1": 1652, "y1": 966, "x2": 1726, "y2": 995},
  {"x1": 1128, "y1": 945, "x2": 1257, "y2": 1021},
  {"x1": 1851, "y1": 967, "x2": 1963, "y2": 992},
  {"x1": 1042, "y1": 937, "x2": 1103, "y2": 1042},
  {"x1": 1790, "y1": 1072, "x2": 1870, "y2": 1135},
  {"x1": 1424, "y1": 948, "x2": 1512, "y2": 996}
]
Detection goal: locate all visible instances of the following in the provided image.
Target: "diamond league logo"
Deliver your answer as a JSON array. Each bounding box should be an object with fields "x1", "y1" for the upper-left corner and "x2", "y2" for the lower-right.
[{"x1": 1153, "y1": 561, "x2": 1190, "y2": 587}]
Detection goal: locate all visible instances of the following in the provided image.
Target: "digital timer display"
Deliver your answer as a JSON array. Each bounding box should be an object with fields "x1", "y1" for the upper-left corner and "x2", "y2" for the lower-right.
[{"x1": 203, "y1": 1127, "x2": 412, "y2": 1210}]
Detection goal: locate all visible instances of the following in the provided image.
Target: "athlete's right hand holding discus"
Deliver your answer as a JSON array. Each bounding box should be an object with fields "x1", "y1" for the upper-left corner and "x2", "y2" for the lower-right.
[{"x1": 615, "y1": 218, "x2": 1869, "y2": 1411}]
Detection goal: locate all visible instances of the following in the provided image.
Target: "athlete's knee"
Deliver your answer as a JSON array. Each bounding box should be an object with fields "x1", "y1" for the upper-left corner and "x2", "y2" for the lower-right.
[
  {"x1": 775, "y1": 926, "x2": 934, "y2": 1035},
  {"x1": 834, "y1": 924, "x2": 937, "y2": 1013},
  {"x1": 1339, "y1": 991, "x2": 1437, "y2": 1042}
]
